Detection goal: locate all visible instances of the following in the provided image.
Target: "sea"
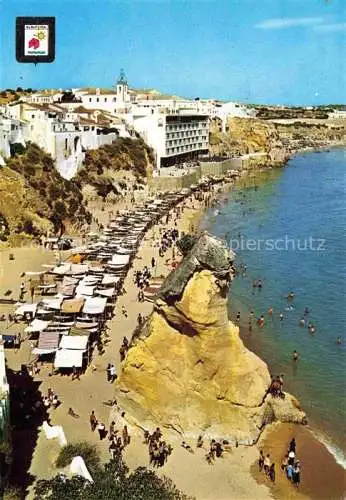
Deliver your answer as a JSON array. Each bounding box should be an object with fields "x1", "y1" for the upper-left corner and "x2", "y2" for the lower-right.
[{"x1": 201, "y1": 148, "x2": 346, "y2": 468}]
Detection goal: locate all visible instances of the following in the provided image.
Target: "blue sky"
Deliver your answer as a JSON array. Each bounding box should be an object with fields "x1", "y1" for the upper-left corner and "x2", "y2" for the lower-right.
[{"x1": 1, "y1": 0, "x2": 345, "y2": 105}]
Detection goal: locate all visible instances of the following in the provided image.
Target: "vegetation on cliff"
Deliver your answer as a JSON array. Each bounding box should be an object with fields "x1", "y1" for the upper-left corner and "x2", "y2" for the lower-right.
[
  {"x1": 74, "y1": 137, "x2": 155, "y2": 199},
  {"x1": 0, "y1": 142, "x2": 91, "y2": 244}
]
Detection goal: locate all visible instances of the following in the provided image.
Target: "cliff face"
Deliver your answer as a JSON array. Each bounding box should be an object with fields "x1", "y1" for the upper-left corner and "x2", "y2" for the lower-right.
[
  {"x1": 0, "y1": 143, "x2": 91, "y2": 246},
  {"x1": 210, "y1": 117, "x2": 346, "y2": 169},
  {"x1": 116, "y1": 234, "x2": 306, "y2": 443}
]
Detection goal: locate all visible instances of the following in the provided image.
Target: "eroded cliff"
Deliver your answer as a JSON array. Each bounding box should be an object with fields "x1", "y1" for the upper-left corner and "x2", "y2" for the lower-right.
[{"x1": 116, "y1": 233, "x2": 306, "y2": 444}]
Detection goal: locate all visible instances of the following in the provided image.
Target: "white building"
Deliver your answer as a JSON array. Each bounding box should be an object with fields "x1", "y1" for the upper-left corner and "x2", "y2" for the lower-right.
[
  {"x1": 76, "y1": 70, "x2": 134, "y2": 115},
  {"x1": 130, "y1": 110, "x2": 209, "y2": 169},
  {"x1": 5, "y1": 102, "x2": 118, "y2": 179},
  {"x1": 215, "y1": 102, "x2": 256, "y2": 132}
]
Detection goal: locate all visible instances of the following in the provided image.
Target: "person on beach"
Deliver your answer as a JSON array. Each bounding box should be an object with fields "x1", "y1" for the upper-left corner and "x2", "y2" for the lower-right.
[
  {"x1": 109, "y1": 364, "x2": 116, "y2": 382},
  {"x1": 107, "y1": 363, "x2": 112, "y2": 382},
  {"x1": 122, "y1": 425, "x2": 130, "y2": 446},
  {"x1": 292, "y1": 461, "x2": 301, "y2": 487},
  {"x1": 264, "y1": 454, "x2": 271, "y2": 475},
  {"x1": 137, "y1": 313, "x2": 143, "y2": 326},
  {"x1": 258, "y1": 450, "x2": 265, "y2": 471},
  {"x1": 236, "y1": 311, "x2": 240, "y2": 323},
  {"x1": 292, "y1": 350, "x2": 299, "y2": 361},
  {"x1": 121, "y1": 305, "x2": 128, "y2": 318},
  {"x1": 269, "y1": 463, "x2": 275, "y2": 483},
  {"x1": 72, "y1": 365, "x2": 80, "y2": 381},
  {"x1": 97, "y1": 422, "x2": 107, "y2": 440},
  {"x1": 19, "y1": 282, "x2": 25, "y2": 301},
  {"x1": 289, "y1": 438, "x2": 296, "y2": 453},
  {"x1": 151, "y1": 257, "x2": 155, "y2": 268},
  {"x1": 89, "y1": 410, "x2": 97, "y2": 431},
  {"x1": 286, "y1": 462, "x2": 293, "y2": 481},
  {"x1": 288, "y1": 450, "x2": 295, "y2": 466},
  {"x1": 197, "y1": 435, "x2": 204, "y2": 448},
  {"x1": 281, "y1": 454, "x2": 289, "y2": 471}
]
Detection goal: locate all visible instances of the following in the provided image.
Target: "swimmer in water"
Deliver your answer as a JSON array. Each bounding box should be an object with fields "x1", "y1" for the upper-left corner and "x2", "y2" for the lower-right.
[
  {"x1": 287, "y1": 291, "x2": 295, "y2": 300},
  {"x1": 336, "y1": 336, "x2": 342, "y2": 345},
  {"x1": 304, "y1": 307, "x2": 309, "y2": 316},
  {"x1": 279, "y1": 312, "x2": 284, "y2": 321},
  {"x1": 299, "y1": 317, "x2": 305, "y2": 327},
  {"x1": 268, "y1": 307, "x2": 273, "y2": 316},
  {"x1": 257, "y1": 315, "x2": 265, "y2": 328},
  {"x1": 292, "y1": 350, "x2": 299, "y2": 361}
]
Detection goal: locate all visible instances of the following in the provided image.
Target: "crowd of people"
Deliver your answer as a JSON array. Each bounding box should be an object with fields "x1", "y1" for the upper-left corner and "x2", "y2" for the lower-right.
[
  {"x1": 258, "y1": 437, "x2": 301, "y2": 488},
  {"x1": 281, "y1": 438, "x2": 301, "y2": 487},
  {"x1": 144, "y1": 427, "x2": 173, "y2": 467}
]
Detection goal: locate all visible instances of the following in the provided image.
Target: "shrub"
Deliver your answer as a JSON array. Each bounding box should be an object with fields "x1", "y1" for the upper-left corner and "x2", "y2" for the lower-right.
[
  {"x1": 56, "y1": 442, "x2": 100, "y2": 474},
  {"x1": 10, "y1": 143, "x2": 26, "y2": 157}
]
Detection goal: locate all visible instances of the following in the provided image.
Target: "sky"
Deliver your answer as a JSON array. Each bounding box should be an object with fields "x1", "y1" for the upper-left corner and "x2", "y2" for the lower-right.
[{"x1": 0, "y1": 0, "x2": 345, "y2": 105}]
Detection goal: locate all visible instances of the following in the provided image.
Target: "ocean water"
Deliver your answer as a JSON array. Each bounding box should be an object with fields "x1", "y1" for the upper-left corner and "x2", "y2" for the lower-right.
[{"x1": 201, "y1": 149, "x2": 346, "y2": 467}]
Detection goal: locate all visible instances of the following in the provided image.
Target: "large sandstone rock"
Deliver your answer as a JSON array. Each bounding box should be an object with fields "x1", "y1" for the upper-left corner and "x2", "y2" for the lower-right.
[{"x1": 115, "y1": 233, "x2": 306, "y2": 443}]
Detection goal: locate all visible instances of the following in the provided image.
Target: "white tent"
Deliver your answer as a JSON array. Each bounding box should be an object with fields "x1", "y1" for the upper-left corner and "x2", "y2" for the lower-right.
[
  {"x1": 59, "y1": 336, "x2": 88, "y2": 350},
  {"x1": 41, "y1": 297, "x2": 63, "y2": 310},
  {"x1": 54, "y1": 349, "x2": 83, "y2": 368},
  {"x1": 108, "y1": 254, "x2": 130, "y2": 266},
  {"x1": 42, "y1": 421, "x2": 67, "y2": 446},
  {"x1": 70, "y1": 456, "x2": 94, "y2": 483},
  {"x1": 101, "y1": 275, "x2": 120, "y2": 285},
  {"x1": 82, "y1": 297, "x2": 107, "y2": 315},
  {"x1": 52, "y1": 263, "x2": 71, "y2": 275},
  {"x1": 96, "y1": 288, "x2": 115, "y2": 298},
  {"x1": 75, "y1": 284, "x2": 95, "y2": 297},
  {"x1": 24, "y1": 319, "x2": 50, "y2": 333},
  {"x1": 14, "y1": 303, "x2": 37, "y2": 317}
]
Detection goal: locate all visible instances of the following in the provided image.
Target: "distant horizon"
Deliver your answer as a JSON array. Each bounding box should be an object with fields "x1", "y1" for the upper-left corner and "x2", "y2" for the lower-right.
[{"x1": 1, "y1": 0, "x2": 345, "y2": 106}]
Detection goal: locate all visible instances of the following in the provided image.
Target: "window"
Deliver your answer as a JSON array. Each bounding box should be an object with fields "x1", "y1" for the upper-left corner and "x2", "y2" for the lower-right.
[
  {"x1": 104, "y1": 98, "x2": 107, "y2": 102},
  {"x1": 96, "y1": 98, "x2": 99, "y2": 102},
  {"x1": 89, "y1": 98, "x2": 92, "y2": 102},
  {"x1": 113, "y1": 97, "x2": 116, "y2": 102},
  {"x1": 65, "y1": 138, "x2": 68, "y2": 150},
  {"x1": 32, "y1": 114, "x2": 35, "y2": 118}
]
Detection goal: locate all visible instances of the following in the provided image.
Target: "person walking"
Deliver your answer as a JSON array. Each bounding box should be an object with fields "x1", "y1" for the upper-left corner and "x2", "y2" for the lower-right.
[
  {"x1": 269, "y1": 463, "x2": 275, "y2": 483},
  {"x1": 89, "y1": 410, "x2": 97, "y2": 431},
  {"x1": 292, "y1": 461, "x2": 301, "y2": 487},
  {"x1": 258, "y1": 450, "x2": 265, "y2": 471},
  {"x1": 97, "y1": 422, "x2": 106, "y2": 440},
  {"x1": 106, "y1": 363, "x2": 112, "y2": 382},
  {"x1": 109, "y1": 364, "x2": 116, "y2": 383},
  {"x1": 264, "y1": 454, "x2": 271, "y2": 475},
  {"x1": 122, "y1": 425, "x2": 130, "y2": 447}
]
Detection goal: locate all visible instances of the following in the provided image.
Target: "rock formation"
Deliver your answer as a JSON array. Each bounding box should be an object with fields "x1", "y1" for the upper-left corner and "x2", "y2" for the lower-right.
[{"x1": 115, "y1": 233, "x2": 306, "y2": 444}]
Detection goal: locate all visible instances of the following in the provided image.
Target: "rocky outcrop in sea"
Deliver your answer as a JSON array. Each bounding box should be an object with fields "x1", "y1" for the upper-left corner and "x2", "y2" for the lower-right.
[{"x1": 115, "y1": 233, "x2": 306, "y2": 444}]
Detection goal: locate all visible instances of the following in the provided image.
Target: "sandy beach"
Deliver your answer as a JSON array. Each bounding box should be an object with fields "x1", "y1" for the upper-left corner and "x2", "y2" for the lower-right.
[{"x1": 0, "y1": 178, "x2": 345, "y2": 500}]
